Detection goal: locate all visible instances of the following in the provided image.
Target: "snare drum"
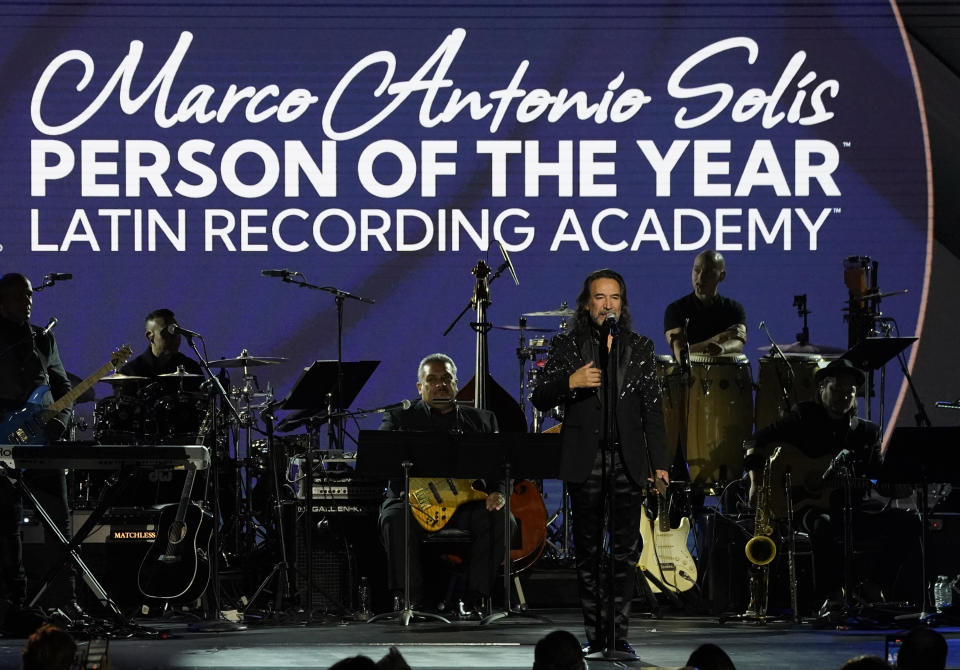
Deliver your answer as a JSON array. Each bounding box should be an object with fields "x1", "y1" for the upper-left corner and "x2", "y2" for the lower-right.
[
  {"x1": 686, "y1": 354, "x2": 753, "y2": 487},
  {"x1": 93, "y1": 395, "x2": 148, "y2": 444},
  {"x1": 755, "y1": 354, "x2": 823, "y2": 429}
]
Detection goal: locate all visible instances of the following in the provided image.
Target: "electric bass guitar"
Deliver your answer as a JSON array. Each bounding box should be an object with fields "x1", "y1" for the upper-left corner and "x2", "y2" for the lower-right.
[
  {"x1": 409, "y1": 477, "x2": 488, "y2": 531},
  {"x1": 637, "y1": 493, "x2": 698, "y2": 594},
  {"x1": 137, "y1": 464, "x2": 213, "y2": 601},
  {"x1": 0, "y1": 345, "x2": 132, "y2": 445}
]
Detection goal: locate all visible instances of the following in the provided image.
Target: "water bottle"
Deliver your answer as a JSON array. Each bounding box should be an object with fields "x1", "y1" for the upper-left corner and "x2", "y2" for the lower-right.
[
  {"x1": 933, "y1": 575, "x2": 952, "y2": 612},
  {"x1": 357, "y1": 576, "x2": 371, "y2": 620}
]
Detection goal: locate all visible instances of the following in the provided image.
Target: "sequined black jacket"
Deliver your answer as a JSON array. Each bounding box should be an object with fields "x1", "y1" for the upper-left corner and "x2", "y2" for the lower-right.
[{"x1": 531, "y1": 330, "x2": 668, "y2": 484}]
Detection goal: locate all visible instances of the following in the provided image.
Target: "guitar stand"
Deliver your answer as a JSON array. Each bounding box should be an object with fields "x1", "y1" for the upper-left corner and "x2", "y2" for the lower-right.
[
  {"x1": 13, "y1": 468, "x2": 156, "y2": 636},
  {"x1": 368, "y1": 461, "x2": 452, "y2": 626}
]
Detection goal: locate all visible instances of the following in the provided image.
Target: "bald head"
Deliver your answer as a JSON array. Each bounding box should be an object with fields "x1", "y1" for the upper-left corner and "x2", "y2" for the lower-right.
[{"x1": 691, "y1": 250, "x2": 726, "y2": 301}]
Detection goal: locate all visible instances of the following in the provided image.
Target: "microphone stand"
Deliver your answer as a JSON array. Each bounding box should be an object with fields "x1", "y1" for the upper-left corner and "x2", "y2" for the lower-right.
[
  {"x1": 184, "y1": 334, "x2": 246, "y2": 632},
  {"x1": 264, "y1": 273, "x2": 374, "y2": 621},
  {"x1": 585, "y1": 324, "x2": 634, "y2": 661},
  {"x1": 758, "y1": 321, "x2": 795, "y2": 418}
]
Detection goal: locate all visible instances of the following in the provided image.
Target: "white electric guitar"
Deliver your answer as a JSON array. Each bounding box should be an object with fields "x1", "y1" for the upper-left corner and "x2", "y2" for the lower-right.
[{"x1": 637, "y1": 493, "x2": 698, "y2": 593}]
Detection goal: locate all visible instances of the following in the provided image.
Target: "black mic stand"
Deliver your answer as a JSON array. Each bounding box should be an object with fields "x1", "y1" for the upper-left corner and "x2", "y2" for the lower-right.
[
  {"x1": 585, "y1": 324, "x2": 636, "y2": 662},
  {"x1": 185, "y1": 334, "x2": 247, "y2": 632},
  {"x1": 264, "y1": 274, "x2": 374, "y2": 622}
]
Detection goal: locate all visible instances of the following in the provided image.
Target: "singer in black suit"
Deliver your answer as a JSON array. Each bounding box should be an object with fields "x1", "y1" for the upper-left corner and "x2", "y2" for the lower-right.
[
  {"x1": 532, "y1": 269, "x2": 668, "y2": 657},
  {"x1": 377, "y1": 353, "x2": 510, "y2": 617},
  {"x1": 663, "y1": 250, "x2": 746, "y2": 361}
]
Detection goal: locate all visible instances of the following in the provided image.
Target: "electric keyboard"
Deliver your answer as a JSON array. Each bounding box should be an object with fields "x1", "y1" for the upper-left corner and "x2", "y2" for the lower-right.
[{"x1": 0, "y1": 444, "x2": 211, "y2": 471}]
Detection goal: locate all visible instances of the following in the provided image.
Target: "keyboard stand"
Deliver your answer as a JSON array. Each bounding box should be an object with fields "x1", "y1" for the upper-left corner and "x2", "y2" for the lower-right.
[{"x1": 16, "y1": 467, "x2": 149, "y2": 633}]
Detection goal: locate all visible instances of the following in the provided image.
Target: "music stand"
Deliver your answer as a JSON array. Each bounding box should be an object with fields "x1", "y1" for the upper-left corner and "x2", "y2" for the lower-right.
[
  {"x1": 881, "y1": 427, "x2": 960, "y2": 622},
  {"x1": 457, "y1": 432, "x2": 561, "y2": 626},
  {"x1": 839, "y1": 337, "x2": 916, "y2": 424},
  {"x1": 357, "y1": 430, "x2": 481, "y2": 625},
  {"x1": 282, "y1": 360, "x2": 378, "y2": 618}
]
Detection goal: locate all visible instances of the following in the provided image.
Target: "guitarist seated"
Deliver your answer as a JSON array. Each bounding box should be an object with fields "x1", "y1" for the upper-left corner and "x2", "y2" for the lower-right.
[
  {"x1": 743, "y1": 357, "x2": 900, "y2": 618},
  {"x1": 0, "y1": 273, "x2": 82, "y2": 624},
  {"x1": 378, "y1": 353, "x2": 512, "y2": 619}
]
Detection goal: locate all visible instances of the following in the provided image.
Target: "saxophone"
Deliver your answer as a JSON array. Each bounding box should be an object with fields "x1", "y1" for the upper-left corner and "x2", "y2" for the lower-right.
[
  {"x1": 744, "y1": 446, "x2": 779, "y2": 566},
  {"x1": 744, "y1": 446, "x2": 780, "y2": 618}
]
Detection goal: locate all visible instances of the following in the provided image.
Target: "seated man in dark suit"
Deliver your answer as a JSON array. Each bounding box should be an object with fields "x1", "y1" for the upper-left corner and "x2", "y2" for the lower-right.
[{"x1": 378, "y1": 353, "x2": 509, "y2": 617}]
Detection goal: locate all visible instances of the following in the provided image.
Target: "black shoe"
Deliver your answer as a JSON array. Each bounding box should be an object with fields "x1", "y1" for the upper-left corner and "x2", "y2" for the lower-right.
[{"x1": 614, "y1": 639, "x2": 638, "y2": 660}]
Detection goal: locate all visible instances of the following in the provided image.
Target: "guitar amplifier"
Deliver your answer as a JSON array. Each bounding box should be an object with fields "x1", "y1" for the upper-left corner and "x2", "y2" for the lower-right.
[{"x1": 23, "y1": 507, "x2": 160, "y2": 610}]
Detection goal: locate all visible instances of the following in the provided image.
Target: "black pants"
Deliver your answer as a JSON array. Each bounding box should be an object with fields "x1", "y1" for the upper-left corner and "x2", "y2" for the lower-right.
[
  {"x1": 569, "y1": 449, "x2": 645, "y2": 645},
  {"x1": 379, "y1": 496, "x2": 513, "y2": 604},
  {"x1": 0, "y1": 471, "x2": 74, "y2": 608}
]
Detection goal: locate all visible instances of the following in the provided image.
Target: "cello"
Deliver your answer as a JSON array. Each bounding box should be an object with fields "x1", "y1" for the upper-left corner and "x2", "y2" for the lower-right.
[{"x1": 454, "y1": 259, "x2": 546, "y2": 573}]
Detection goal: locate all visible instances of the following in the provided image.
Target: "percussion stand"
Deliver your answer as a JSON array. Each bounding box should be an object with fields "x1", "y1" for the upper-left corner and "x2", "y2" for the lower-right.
[{"x1": 185, "y1": 335, "x2": 246, "y2": 631}]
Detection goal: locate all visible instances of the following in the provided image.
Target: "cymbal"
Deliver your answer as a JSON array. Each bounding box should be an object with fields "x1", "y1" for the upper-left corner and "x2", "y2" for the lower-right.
[
  {"x1": 67, "y1": 372, "x2": 95, "y2": 403},
  {"x1": 522, "y1": 308, "x2": 575, "y2": 317},
  {"x1": 493, "y1": 325, "x2": 556, "y2": 333},
  {"x1": 213, "y1": 354, "x2": 287, "y2": 368},
  {"x1": 759, "y1": 342, "x2": 846, "y2": 355},
  {"x1": 158, "y1": 370, "x2": 204, "y2": 378},
  {"x1": 99, "y1": 373, "x2": 148, "y2": 384}
]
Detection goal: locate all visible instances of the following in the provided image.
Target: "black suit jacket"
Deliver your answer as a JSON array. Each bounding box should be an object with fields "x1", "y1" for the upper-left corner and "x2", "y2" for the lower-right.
[
  {"x1": 379, "y1": 398, "x2": 498, "y2": 434},
  {"x1": 531, "y1": 330, "x2": 668, "y2": 484}
]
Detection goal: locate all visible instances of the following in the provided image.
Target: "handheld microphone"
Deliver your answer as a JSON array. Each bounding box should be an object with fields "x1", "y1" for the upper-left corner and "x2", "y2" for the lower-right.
[
  {"x1": 497, "y1": 241, "x2": 520, "y2": 286},
  {"x1": 39, "y1": 317, "x2": 58, "y2": 337},
  {"x1": 43, "y1": 273, "x2": 72, "y2": 282},
  {"x1": 165, "y1": 324, "x2": 202, "y2": 338},
  {"x1": 261, "y1": 269, "x2": 300, "y2": 278}
]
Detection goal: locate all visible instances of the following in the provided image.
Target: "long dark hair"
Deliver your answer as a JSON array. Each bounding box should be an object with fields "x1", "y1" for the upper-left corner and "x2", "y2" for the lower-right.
[{"x1": 571, "y1": 268, "x2": 632, "y2": 337}]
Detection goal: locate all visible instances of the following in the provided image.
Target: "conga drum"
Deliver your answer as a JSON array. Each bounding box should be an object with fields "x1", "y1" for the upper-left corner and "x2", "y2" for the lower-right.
[
  {"x1": 656, "y1": 355, "x2": 684, "y2": 466},
  {"x1": 685, "y1": 353, "x2": 753, "y2": 487},
  {"x1": 755, "y1": 354, "x2": 824, "y2": 429}
]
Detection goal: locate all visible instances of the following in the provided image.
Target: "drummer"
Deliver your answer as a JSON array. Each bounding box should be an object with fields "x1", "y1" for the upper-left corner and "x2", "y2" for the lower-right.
[
  {"x1": 663, "y1": 250, "x2": 747, "y2": 360},
  {"x1": 119, "y1": 308, "x2": 203, "y2": 383}
]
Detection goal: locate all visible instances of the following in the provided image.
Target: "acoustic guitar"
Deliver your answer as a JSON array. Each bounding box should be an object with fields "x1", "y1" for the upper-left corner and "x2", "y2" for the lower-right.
[
  {"x1": 0, "y1": 345, "x2": 132, "y2": 445},
  {"x1": 137, "y1": 465, "x2": 213, "y2": 602},
  {"x1": 765, "y1": 441, "x2": 873, "y2": 518}
]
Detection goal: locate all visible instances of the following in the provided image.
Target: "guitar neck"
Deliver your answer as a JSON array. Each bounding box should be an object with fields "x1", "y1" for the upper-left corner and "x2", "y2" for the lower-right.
[{"x1": 48, "y1": 358, "x2": 118, "y2": 414}]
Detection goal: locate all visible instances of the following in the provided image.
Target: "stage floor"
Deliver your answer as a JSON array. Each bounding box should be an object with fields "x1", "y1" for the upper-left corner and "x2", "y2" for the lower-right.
[{"x1": 0, "y1": 610, "x2": 957, "y2": 670}]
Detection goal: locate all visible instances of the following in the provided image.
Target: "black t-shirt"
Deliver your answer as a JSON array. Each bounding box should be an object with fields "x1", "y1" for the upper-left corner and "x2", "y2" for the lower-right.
[{"x1": 663, "y1": 292, "x2": 746, "y2": 345}]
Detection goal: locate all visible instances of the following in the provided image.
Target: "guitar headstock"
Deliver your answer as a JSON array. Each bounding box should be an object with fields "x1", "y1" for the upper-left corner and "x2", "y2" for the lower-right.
[{"x1": 111, "y1": 344, "x2": 134, "y2": 370}]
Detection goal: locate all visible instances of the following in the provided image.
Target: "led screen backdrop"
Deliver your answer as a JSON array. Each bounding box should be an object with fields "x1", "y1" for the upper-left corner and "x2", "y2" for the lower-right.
[{"x1": 1, "y1": 1, "x2": 929, "y2": 438}]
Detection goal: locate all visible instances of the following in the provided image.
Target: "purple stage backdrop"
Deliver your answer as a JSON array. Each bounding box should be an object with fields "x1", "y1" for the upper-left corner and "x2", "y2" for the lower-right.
[{"x1": 0, "y1": 1, "x2": 929, "y2": 441}]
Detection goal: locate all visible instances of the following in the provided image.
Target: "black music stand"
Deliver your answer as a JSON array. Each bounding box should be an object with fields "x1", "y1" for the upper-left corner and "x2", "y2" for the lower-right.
[
  {"x1": 357, "y1": 430, "x2": 477, "y2": 626},
  {"x1": 282, "y1": 360, "x2": 378, "y2": 618},
  {"x1": 840, "y1": 337, "x2": 916, "y2": 424},
  {"x1": 455, "y1": 432, "x2": 561, "y2": 626},
  {"x1": 881, "y1": 427, "x2": 960, "y2": 622}
]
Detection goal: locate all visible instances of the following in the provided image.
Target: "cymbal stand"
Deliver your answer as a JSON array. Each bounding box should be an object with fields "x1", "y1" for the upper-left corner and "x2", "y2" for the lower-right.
[
  {"x1": 232, "y1": 365, "x2": 267, "y2": 566},
  {"x1": 185, "y1": 335, "x2": 246, "y2": 631}
]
